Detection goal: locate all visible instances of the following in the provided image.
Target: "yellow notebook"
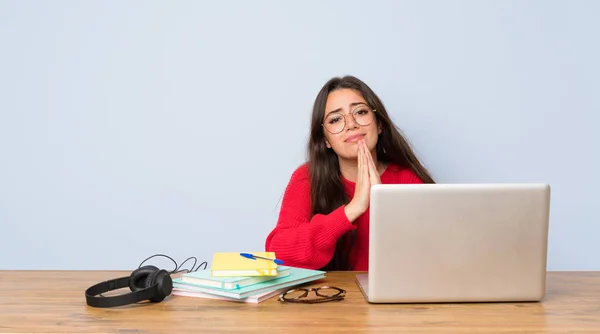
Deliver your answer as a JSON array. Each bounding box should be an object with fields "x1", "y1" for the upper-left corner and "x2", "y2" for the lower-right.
[{"x1": 210, "y1": 252, "x2": 279, "y2": 277}]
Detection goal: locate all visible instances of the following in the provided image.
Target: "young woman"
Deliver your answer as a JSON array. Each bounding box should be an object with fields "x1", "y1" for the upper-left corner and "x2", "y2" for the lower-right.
[{"x1": 265, "y1": 75, "x2": 435, "y2": 271}]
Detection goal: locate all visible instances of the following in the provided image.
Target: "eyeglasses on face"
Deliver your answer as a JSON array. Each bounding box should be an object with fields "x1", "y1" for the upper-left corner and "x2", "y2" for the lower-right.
[
  {"x1": 277, "y1": 286, "x2": 346, "y2": 304},
  {"x1": 322, "y1": 106, "x2": 377, "y2": 134}
]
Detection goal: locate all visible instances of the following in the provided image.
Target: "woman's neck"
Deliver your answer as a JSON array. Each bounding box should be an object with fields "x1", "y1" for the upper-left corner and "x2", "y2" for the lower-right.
[{"x1": 339, "y1": 149, "x2": 386, "y2": 183}]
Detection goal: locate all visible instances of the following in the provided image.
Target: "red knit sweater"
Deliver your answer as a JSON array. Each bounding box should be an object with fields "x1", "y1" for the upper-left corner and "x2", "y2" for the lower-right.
[{"x1": 264, "y1": 163, "x2": 423, "y2": 271}]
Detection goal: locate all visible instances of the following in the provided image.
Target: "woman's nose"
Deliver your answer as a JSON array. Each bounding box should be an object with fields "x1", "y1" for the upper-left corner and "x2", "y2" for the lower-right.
[{"x1": 344, "y1": 113, "x2": 359, "y2": 129}]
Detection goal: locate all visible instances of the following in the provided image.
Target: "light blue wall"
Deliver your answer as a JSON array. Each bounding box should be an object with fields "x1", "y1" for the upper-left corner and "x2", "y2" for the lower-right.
[{"x1": 1, "y1": 0, "x2": 598, "y2": 270}]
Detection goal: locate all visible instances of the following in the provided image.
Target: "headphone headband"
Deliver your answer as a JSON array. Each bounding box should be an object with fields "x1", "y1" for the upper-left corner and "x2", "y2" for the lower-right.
[
  {"x1": 84, "y1": 266, "x2": 172, "y2": 308},
  {"x1": 85, "y1": 276, "x2": 160, "y2": 308}
]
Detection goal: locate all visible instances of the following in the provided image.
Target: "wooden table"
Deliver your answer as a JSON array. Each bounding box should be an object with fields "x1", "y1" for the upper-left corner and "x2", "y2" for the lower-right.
[{"x1": 1, "y1": 270, "x2": 599, "y2": 333}]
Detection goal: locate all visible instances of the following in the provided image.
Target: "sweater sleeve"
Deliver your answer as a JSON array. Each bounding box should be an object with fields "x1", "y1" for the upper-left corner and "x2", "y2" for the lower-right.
[{"x1": 264, "y1": 165, "x2": 356, "y2": 270}]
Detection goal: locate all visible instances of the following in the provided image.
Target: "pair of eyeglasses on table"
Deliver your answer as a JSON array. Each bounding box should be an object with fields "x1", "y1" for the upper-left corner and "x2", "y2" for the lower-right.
[{"x1": 277, "y1": 286, "x2": 346, "y2": 304}]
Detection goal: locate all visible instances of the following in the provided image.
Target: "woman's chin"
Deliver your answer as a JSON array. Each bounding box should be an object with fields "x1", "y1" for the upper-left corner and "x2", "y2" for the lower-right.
[{"x1": 338, "y1": 150, "x2": 359, "y2": 161}]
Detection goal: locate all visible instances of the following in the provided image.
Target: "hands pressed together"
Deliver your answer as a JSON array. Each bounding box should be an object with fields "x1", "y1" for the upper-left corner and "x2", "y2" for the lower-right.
[{"x1": 344, "y1": 139, "x2": 382, "y2": 223}]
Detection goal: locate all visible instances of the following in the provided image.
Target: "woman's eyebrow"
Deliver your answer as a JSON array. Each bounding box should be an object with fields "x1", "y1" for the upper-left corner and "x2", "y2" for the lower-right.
[{"x1": 325, "y1": 102, "x2": 367, "y2": 116}]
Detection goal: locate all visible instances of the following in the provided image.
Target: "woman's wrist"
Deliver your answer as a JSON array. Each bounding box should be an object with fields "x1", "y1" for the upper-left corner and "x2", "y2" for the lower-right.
[{"x1": 344, "y1": 201, "x2": 365, "y2": 223}]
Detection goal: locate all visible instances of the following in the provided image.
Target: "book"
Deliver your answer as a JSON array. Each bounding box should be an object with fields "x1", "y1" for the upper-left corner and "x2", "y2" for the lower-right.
[
  {"x1": 210, "y1": 252, "x2": 279, "y2": 277},
  {"x1": 181, "y1": 267, "x2": 291, "y2": 290},
  {"x1": 173, "y1": 266, "x2": 325, "y2": 299},
  {"x1": 172, "y1": 287, "x2": 287, "y2": 304}
]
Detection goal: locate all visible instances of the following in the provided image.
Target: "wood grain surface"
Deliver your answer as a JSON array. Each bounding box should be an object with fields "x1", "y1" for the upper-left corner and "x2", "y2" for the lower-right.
[{"x1": 1, "y1": 270, "x2": 599, "y2": 333}]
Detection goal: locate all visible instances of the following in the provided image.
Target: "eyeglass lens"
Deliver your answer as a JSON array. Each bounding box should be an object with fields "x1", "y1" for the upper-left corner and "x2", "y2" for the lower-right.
[
  {"x1": 280, "y1": 286, "x2": 345, "y2": 302},
  {"x1": 324, "y1": 106, "x2": 375, "y2": 134}
]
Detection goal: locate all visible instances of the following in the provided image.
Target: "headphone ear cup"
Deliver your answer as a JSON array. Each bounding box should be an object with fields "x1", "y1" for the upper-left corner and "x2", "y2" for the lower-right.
[
  {"x1": 129, "y1": 265, "x2": 159, "y2": 292},
  {"x1": 147, "y1": 269, "x2": 172, "y2": 302}
]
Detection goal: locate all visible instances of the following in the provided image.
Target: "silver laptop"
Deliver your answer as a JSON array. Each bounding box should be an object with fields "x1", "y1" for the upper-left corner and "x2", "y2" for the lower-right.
[{"x1": 356, "y1": 183, "x2": 551, "y2": 303}]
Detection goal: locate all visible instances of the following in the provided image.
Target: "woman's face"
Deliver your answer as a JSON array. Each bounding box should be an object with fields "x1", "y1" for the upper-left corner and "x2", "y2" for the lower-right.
[{"x1": 323, "y1": 88, "x2": 380, "y2": 160}]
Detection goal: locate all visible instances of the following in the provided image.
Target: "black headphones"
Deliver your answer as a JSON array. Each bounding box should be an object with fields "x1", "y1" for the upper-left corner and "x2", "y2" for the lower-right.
[{"x1": 85, "y1": 265, "x2": 173, "y2": 308}]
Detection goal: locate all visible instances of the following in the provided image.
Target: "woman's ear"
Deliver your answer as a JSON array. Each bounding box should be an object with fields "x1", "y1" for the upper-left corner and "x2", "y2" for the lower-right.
[{"x1": 325, "y1": 139, "x2": 331, "y2": 148}]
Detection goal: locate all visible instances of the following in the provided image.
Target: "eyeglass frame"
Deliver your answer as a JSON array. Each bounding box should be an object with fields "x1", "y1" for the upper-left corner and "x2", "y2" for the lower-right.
[
  {"x1": 321, "y1": 106, "x2": 378, "y2": 134},
  {"x1": 277, "y1": 286, "x2": 346, "y2": 304}
]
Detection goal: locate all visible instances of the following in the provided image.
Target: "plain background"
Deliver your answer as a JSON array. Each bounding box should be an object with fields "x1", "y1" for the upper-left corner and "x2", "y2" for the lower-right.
[{"x1": 1, "y1": 0, "x2": 598, "y2": 271}]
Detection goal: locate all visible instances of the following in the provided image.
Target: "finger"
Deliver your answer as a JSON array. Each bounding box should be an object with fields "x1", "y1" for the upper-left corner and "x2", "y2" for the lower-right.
[
  {"x1": 366, "y1": 142, "x2": 378, "y2": 173},
  {"x1": 362, "y1": 141, "x2": 379, "y2": 182},
  {"x1": 369, "y1": 152, "x2": 378, "y2": 176},
  {"x1": 360, "y1": 141, "x2": 372, "y2": 171},
  {"x1": 370, "y1": 163, "x2": 379, "y2": 183},
  {"x1": 361, "y1": 141, "x2": 370, "y2": 181},
  {"x1": 363, "y1": 140, "x2": 375, "y2": 168},
  {"x1": 357, "y1": 140, "x2": 364, "y2": 178},
  {"x1": 357, "y1": 140, "x2": 363, "y2": 180}
]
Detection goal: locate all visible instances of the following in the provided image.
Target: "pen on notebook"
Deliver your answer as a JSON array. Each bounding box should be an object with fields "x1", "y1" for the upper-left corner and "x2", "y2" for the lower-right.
[{"x1": 240, "y1": 253, "x2": 284, "y2": 265}]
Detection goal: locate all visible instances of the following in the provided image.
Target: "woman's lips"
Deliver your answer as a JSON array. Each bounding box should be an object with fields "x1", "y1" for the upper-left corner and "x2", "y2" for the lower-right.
[{"x1": 345, "y1": 134, "x2": 365, "y2": 142}]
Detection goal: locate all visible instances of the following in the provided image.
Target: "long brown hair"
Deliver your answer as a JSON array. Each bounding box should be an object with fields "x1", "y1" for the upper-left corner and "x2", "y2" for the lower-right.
[{"x1": 307, "y1": 75, "x2": 435, "y2": 271}]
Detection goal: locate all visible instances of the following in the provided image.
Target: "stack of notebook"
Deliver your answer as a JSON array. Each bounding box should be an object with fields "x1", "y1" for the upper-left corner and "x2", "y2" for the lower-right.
[{"x1": 171, "y1": 252, "x2": 326, "y2": 303}]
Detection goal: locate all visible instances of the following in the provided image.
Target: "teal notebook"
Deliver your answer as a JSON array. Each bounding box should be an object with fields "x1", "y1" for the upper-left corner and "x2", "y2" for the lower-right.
[
  {"x1": 180, "y1": 267, "x2": 291, "y2": 290},
  {"x1": 173, "y1": 266, "x2": 325, "y2": 299}
]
